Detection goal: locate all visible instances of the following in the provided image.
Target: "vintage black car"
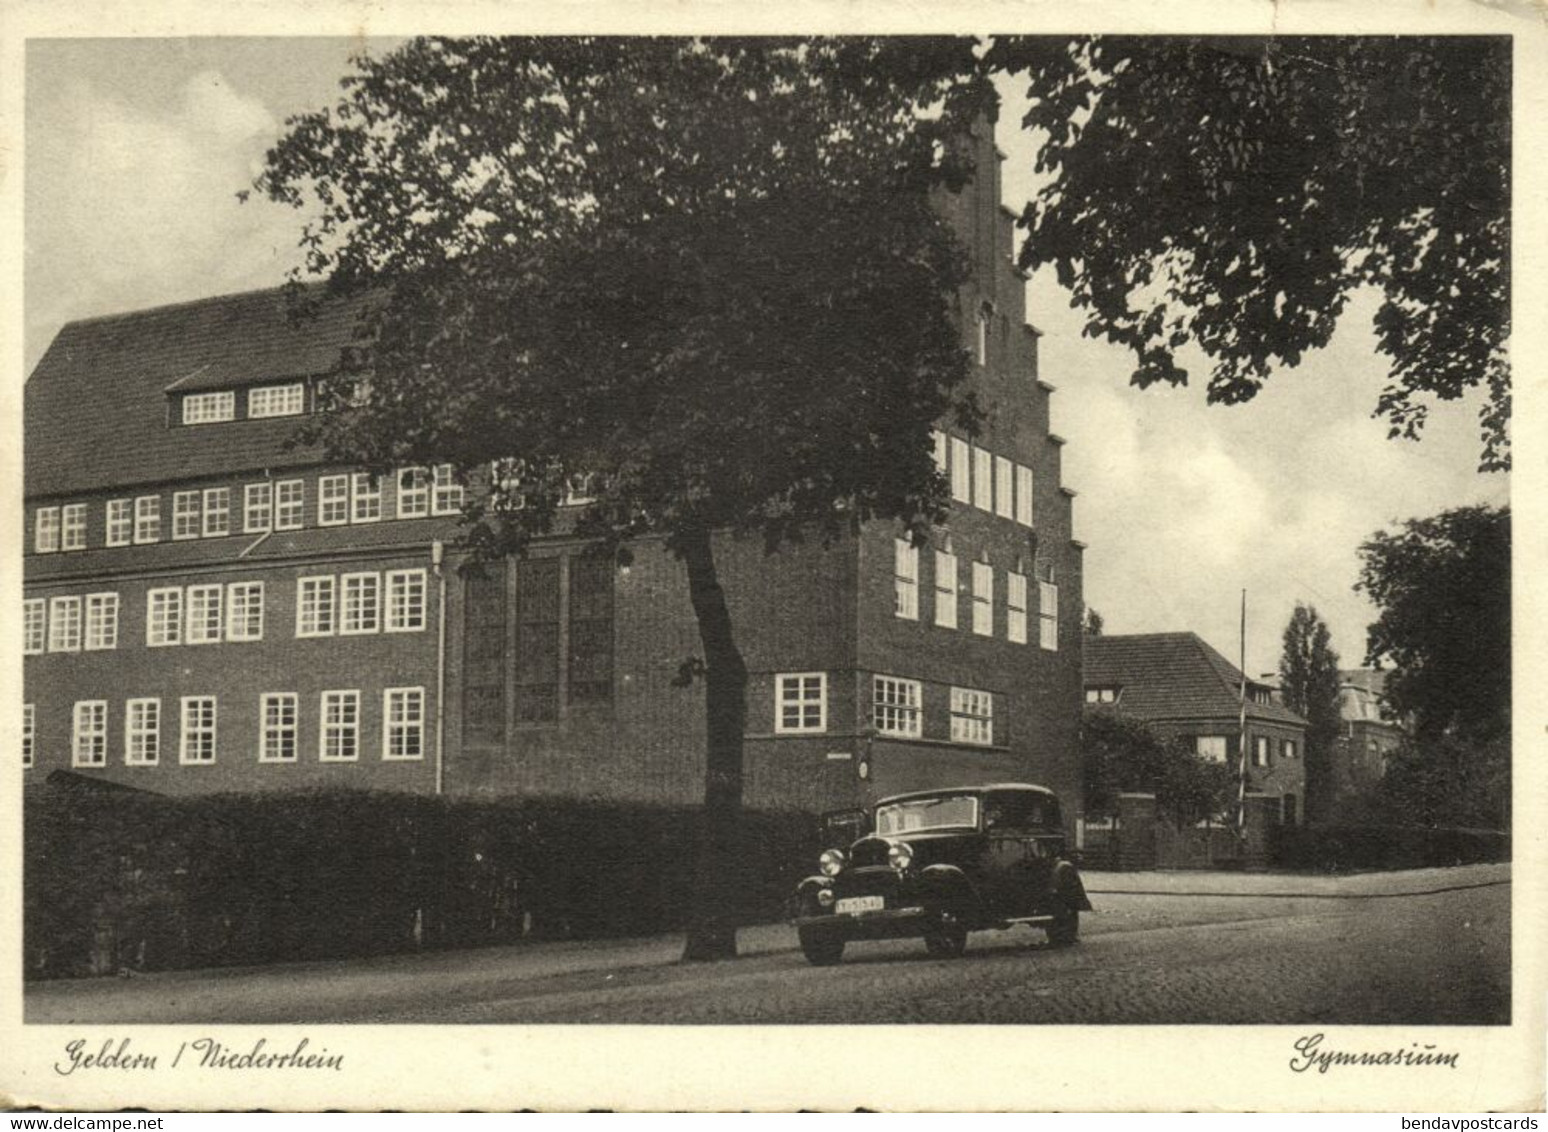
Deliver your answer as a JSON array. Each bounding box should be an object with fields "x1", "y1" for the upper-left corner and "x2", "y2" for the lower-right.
[{"x1": 790, "y1": 783, "x2": 1092, "y2": 965}]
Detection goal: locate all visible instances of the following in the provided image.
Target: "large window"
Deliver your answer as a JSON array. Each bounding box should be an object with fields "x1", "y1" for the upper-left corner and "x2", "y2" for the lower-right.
[
  {"x1": 932, "y1": 430, "x2": 949, "y2": 477},
  {"x1": 567, "y1": 557, "x2": 614, "y2": 705},
  {"x1": 397, "y1": 467, "x2": 430, "y2": 518},
  {"x1": 949, "y1": 687, "x2": 994, "y2": 746},
  {"x1": 34, "y1": 507, "x2": 60, "y2": 554},
  {"x1": 776, "y1": 673, "x2": 826, "y2": 734},
  {"x1": 48, "y1": 596, "x2": 82, "y2": 653},
  {"x1": 24, "y1": 598, "x2": 45, "y2": 655},
  {"x1": 202, "y1": 487, "x2": 231, "y2": 537},
  {"x1": 62, "y1": 504, "x2": 87, "y2": 551},
  {"x1": 180, "y1": 697, "x2": 218, "y2": 764},
  {"x1": 106, "y1": 499, "x2": 133, "y2": 546},
  {"x1": 182, "y1": 391, "x2": 235, "y2": 424},
  {"x1": 72, "y1": 701, "x2": 107, "y2": 767},
  {"x1": 84, "y1": 593, "x2": 119, "y2": 651},
  {"x1": 275, "y1": 480, "x2": 305, "y2": 530},
  {"x1": 125, "y1": 698, "x2": 160, "y2": 766},
  {"x1": 244, "y1": 483, "x2": 272, "y2": 533},
  {"x1": 385, "y1": 569, "x2": 427, "y2": 632},
  {"x1": 994, "y1": 456, "x2": 1014, "y2": 520},
  {"x1": 432, "y1": 464, "x2": 464, "y2": 515},
  {"x1": 972, "y1": 562, "x2": 993, "y2": 637},
  {"x1": 873, "y1": 675, "x2": 922, "y2": 738},
  {"x1": 515, "y1": 559, "x2": 561, "y2": 723},
  {"x1": 973, "y1": 446, "x2": 993, "y2": 512},
  {"x1": 186, "y1": 584, "x2": 223, "y2": 645},
  {"x1": 227, "y1": 582, "x2": 264, "y2": 642},
  {"x1": 340, "y1": 573, "x2": 381, "y2": 635},
  {"x1": 1196, "y1": 735, "x2": 1229, "y2": 763},
  {"x1": 351, "y1": 473, "x2": 382, "y2": 523},
  {"x1": 1015, "y1": 464, "x2": 1034, "y2": 527},
  {"x1": 949, "y1": 437, "x2": 971, "y2": 503},
  {"x1": 934, "y1": 550, "x2": 958, "y2": 629},
  {"x1": 134, "y1": 496, "x2": 161, "y2": 544},
  {"x1": 1254, "y1": 735, "x2": 1271, "y2": 768},
  {"x1": 147, "y1": 588, "x2": 183, "y2": 646},
  {"x1": 1007, "y1": 571, "x2": 1028, "y2": 645},
  {"x1": 173, "y1": 491, "x2": 201, "y2": 540},
  {"x1": 894, "y1": 538, "x2": 919, "y2": 621},
  {"x1": 1039, "y1": 578, "x2": 1059, "y2": 651},
  {"x1": 319, "y1": 475, "x2": 350, "y2": 526},
  {"x1": 320, "y1": 690, "x2": 360, "y2": 762},
  {"x1": 297, "y1": 576, "x2": 336, "y2": 637},
  {"x1": 259, "y1": 693, "x2": 298, "y2": 763},
  {"x1": 248, "y1": 382, "x2": 305, "y2": 418},
  {"x1": 384, "y1": 687, "x2": 426, "y2": 760}
]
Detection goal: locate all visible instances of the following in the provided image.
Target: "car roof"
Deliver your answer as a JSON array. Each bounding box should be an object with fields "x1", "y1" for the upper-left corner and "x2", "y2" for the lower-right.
[{"x1": 873, "y1": 783, "x2": 1058, "y2": 808}]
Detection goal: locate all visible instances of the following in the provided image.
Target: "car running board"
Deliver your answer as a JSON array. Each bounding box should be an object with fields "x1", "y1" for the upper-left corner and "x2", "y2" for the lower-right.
[{"x1": 994, "y1": 915, "x2": 1056, "y2": 929}]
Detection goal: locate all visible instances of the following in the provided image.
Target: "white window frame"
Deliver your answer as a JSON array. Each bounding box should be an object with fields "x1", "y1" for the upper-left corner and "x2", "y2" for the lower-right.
[
  {"x1": 1007, "y1": 571, "x2": 1029, "y2": 645},
  {"x1": 172, "y1": 490, "x2": 201, "y2": 541},
  {"x1": 949, "y1": 437, "x2": 971, "y2": 504},
  {"x1": 84, "y1": 592, "x2": 119, "y2": 651},
  {"x1": 133, "y1": 496, "x2": 161, "y2": 544},
  {"x1": 202, "y1": 487, "x2": 231, "y2": 538},
  {"x1": 432, "y1": 464, "x2": 464, "y2": 515},
  {"x1": 186, "y1": 583, "x2": 223, "y2": 645},
  {"x1": 72, "y1": 700, "x2": 108, "y2": 768},
  {"x1": 275, "y1": 480, "x2": 305, "y2": 530},
  {"x1": 182, "y1": 391, "x2": 235, "y2": 424},
  {"x1": 1254, "y1": 735, "x2": 1271, "y2": 768},
  {"x1": 1015, "y1": 464, "x2": 1034, "y2": 528},
  {"x1": 259, "y1": 692, "x2": 299, "y2": 764},
  {"x1": 247, "y1": 382, "x2": 305, "y2": 419},
  {"x1": 1196, "y1": 735, "x2": 1229, "y2": 764},
  {"x1": 397, "y1": 467, "x2": 430, "y2": 518},
  {"x1": 34, "y1": 507, "x2": 60, "y2": 554},
  {"x1": 226, "y1": 581, "x2": 265, "y2": 642},
  {"x1": 125, "y1": 698, "x2": 161, "y2": 766},
  {"x1": 932, "y1": 430, "x2": 949, "y2": 477},
  {"x1": 972, "y1": 562, "x2": 994, "y2": 637},
  {"x1": 320, "y1": 689, "x2": 361, "y2": 762},
  {"x1": 973, "y1": 446, "x2": 993, "y2": 512},
  {"x1": 244, "y1": 482, "x2": 273, "y2": 533},
  {"x1": 1039, "y1": 579, "x2": 1060, "y2": 651},
  {"x1": 949, "y1": 687, "x2": 994, "y2": 746},
  {"x1": 351, "y1": 472, "x2": 383, "y2": 523},
  {"x1": 22, "y1": 704, "x2": 34, "y2": 769},
  {"x1": 340, "y1": 572, "x2": 381, "y2": 635},
  {"x1": 179, "y1": 696, "x2": 218, "y2": 765},
  {"x1": 106, "y1": 499, "x2": 133, "y2": 547},
  {"x1": 873, "y1": 675, "x2": 923, "y2": 739},
  {"x1": 894, "y1": 538, "x2": 919, "y2": 621},
  {"x1": 296, "y1": 576, "x2": 336, "y2": 638},
  {"x1": 319, "y1": 475, "x2": 350, "y2": 526},
  {"x1": 934, "y1": 550, "x2": 958, "y2": 630},
  {"x1": 61, "y1": 503, "x2": 87, "y2": 551},
  {"x1": 48, "y1": 595, "x2": 82, "y2": 653},
  {"x1": 146, "y1": 587, "x2": 183, "y2": 647},
  {"x1": 775, "y1": 672, "x2": 827, "y2": 735},
  {"x1": 23, "y1": 598, "x2": 45, "y2": 655},
  {"x1": 385, "y1": 569, "x2": 427, "y2": 632},
  {"x1": 383, "y1": 687, "x2": 426, "y2": 761},
  {"x1": 994, "y1": 457, "x2": 1014, "y2": 520}
]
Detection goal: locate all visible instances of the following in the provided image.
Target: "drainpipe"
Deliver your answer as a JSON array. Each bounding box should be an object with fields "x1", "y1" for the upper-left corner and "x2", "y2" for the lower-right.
[{"x1": 433, "y1": 539, "x2": 447, "y2": 796}]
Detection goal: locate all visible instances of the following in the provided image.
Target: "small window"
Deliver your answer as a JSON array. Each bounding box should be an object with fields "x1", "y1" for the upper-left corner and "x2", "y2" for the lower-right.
[
  {"x1": 248, "y1": 382, "x2": 305, "y2": 418},
  {"x1": 563, "y1": 471, "x2": 597, "y2": 507},
  {"x1": 244, "y1": 483, "x2": 273, "y2": 533},
  {"x1": 949, "y1": 687, "x2": 994, "y2": 746},
  {"x1": 72, "y1": 700, "x2": 107, "y2": 767},
  {"x1": 1039, "y1": 579, "x2": 1059, "y2": 651},
  {"x1": 894, "y1": 538, "x2": 919, "y2": 621},
  {"x1": 1282, "y1": 739, "x2": 1298, "y2": 759},
  {"x1": 351, "y1": 473, "x2": 382, "y2": 523},
  {"x1": 385, "y1": 569, "x2": 427, "y2": 632},
  {"x1": 202, "y1": 487, "x2": 231, "y2": 537},
  {"x1": 259, "y1": 693, "x2": 299, "y2": 763},
  {"x1": 975, "y1": 310, "x2": 989, "y2": 366},
  {"x1": 186, "y1": 584, "x2": 223, "y2": 645},
  {"x1": 125, "y1": 698, "x2": 160, "y2": 766},
  {"x1": 34, "y1": 507, "x2": 60, "y2": 554},
  {"x1": 1007, "y1": 571, "x2": 1028, "y2": 645},
  {"x1": 227, "y1": 581, "x2": 264, "y2": 642},
  {"x1": 319, "y1": 475, "x2": 350, "y2": 526},
  {"x1": 296, "y1": 576, "x2": 336, "y2": 637},
  {"x1": 776, "y1": 673, "x2": 826, "y2": 734},
  {"x1": 23, "y1": 598, "x2": 45, "y2": 655},
  {"x1": 934, "y1": 550, "x2": 958, "y2": 630},
  {"x1": 146, "y1": 588, "x2": 183, "y2": 646},
  {"x1": 397, "y1": 467, "x2": 430, "y2": 518},
  {"x1": 183, "y1": 391, "x2": 235, "y2": 424},
  {"x1": 320, "y1": 690, "x2": 360, "y2": 762},
  {"x1": 949, "y1": 437, "x2": 971, "y2": 504},
  {"x1": 973, "y1": 446, "x2": 993, "y2": 512},
  {"x1": 972, "y1": 561, "x2": 993, "y2": 637},
  {"x1": 275, "y1": 480, "x2": 305, "y2": 530},
  {"x1": 179, "y1": 696, "x2": 218, "y2": 764},
  {"x1": 1196, "y1": 735, "x2": 1229, "y2": 763},
  {"x1": 432, "y1": 464, "x2": 464, "y2": 515},
  {"x1": 22, "y1": 704, "x2": 34, "y2": 769},
  {"x1": 873, "y1": 675, "x2": 922, "y2": 738},
  {"x1": 48, "y1": 596, "x2": 82, "y2": 653},
  {"x1": 106, "y1": 500, "x2": 133, "y2": 547},
  {"x1": 1086, "y1": 686, "x2": 1121, "y2": 705},
  {"x1": 61, "y1": 504, "x2": 87, "y2": 551},
  {"x1": 340, "y1": 573, "x2": 380, "y2": 635},
  {"x1": 172, "y1": 491, "x2": 201, "y2": 540},
  {"x1": 1253, "y1": 735, "x2": 1271, "y2": 767},
  {"x1": 1015, "y1": 464, "x2": 1034, "y2": 528},
  {"x1": 383, "y1": 687, "x2": 425, "y2": 760},
  {"x1": 84, "y1": 593, "x2": 118, "y2": 651},
  {"x1": 994, "y1": 457, "x2": 1014, "y2": 520},
  {"x1": 133, "y1": 496, "x2": 161, "y2": 544}
]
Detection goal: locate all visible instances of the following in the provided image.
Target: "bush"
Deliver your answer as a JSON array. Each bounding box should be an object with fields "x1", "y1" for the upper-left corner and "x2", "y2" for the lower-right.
[
  {"x1": 1270, "y1": 822, "x2": 1510, "y2": 873},
  {"x1": 24, "y1": 787, "x2": 821, "y2": 980}
]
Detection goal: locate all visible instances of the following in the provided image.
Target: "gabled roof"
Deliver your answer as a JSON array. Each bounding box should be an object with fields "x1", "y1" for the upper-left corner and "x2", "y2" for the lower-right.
[
  {"x1": 25, "y1": 286, "x2": 367, "y2": 499},
  {"x1": 1084, "y1": 632, "x2": 1308, "y2": 727}
]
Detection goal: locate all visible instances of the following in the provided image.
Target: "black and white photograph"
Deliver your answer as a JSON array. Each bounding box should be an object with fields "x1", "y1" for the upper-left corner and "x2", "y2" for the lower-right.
[{"x1": 6, "y1": 2, "x2": 1543, "y2": 1113}]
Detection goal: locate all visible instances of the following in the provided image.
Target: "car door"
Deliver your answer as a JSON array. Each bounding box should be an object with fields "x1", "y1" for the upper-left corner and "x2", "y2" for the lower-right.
[{"x1": 982, "y1": 792, "x2": 1046, "y2": 917}]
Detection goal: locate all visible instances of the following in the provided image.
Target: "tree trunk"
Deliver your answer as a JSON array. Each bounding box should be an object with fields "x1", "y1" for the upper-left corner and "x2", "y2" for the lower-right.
[{"x1": 678, "y1": 526, "x2": 749, "y2": 962}]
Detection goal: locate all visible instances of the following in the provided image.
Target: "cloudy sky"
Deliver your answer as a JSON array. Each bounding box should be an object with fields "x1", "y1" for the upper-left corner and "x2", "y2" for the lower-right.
[{"x1": 24, "y1": 38, "x2": 1509, "y2": 676}]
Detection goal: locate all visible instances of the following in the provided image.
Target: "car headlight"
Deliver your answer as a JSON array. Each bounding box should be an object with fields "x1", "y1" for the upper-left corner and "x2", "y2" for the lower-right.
[
  {"x1": 887, "y1": 841, "x2": 914, "y2": 872},
  {"x1": 819, "y1": 849, "x2": 846, "y2": 877}
]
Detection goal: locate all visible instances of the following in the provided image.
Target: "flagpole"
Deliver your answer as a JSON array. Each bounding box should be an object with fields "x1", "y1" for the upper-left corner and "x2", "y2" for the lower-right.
[{"x1": 1237, "y1": 588, "x2": 1249, "y2": 829}]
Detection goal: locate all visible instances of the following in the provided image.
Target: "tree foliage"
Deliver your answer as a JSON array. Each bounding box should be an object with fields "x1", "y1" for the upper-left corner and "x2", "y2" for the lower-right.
[
  {"x1": 1081, "y1": 708, "x2": 1234, "y2": 827},
  {"x1": 1357, "y1": 505, "x2": 1510, "y2": 743},
  {"x1": 1278, "y1": 603, "x2": 1341, "y2": 823},
  {"x1": 989, "y1": 35, "x2": 1510, "y2": 470}
]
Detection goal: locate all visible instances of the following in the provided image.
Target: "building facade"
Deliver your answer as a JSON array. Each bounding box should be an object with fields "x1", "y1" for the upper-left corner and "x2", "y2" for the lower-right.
[{"x1": 24, "y1": 114, "x2": 1085, "y2": 819}]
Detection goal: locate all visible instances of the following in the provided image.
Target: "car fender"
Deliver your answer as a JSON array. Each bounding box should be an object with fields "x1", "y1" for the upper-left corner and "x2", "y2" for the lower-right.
[
  {"x1": 1053, "y1": 860, "x2": 1093, "y2": 911},
  {"x1": 918, "y1": 863, "x2": 983, "y2": 916},
  {"x1": 789, "y1": 875, "x2": 833, "y2": 919}
]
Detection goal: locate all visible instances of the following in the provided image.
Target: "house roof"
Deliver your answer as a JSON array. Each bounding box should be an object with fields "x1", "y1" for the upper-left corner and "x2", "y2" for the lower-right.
[
  {"x1": 25, "y1": 286, "x2": 367, "y2": 499},
  {"x1": 1084, "y1": 632, "x2": 1308, "y2": 728}
]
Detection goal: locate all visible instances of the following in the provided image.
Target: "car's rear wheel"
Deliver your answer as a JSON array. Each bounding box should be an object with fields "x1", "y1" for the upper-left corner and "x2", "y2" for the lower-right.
[
  {"x1": 1046, "y1": 900, "x2": 1079, "y2": 948},
  {"x1": 924, "y1": 911, "x2": 968, "y2": 959},
  {"x1": 799, "y1": 927, "x2": 845, "y2": 967}
]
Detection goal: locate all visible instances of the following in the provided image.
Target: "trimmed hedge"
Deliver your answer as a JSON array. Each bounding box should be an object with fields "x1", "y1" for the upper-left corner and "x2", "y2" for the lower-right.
[
  {"x1": 24, "y1": 787, "x2": 821, "y2": 980},
  {"x1": 1269, "y1": 822, "x2": 1510, "y2": 873}
]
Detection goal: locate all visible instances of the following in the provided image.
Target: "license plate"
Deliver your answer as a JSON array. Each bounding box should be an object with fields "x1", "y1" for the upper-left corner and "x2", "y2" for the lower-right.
[{"x1": 836, "y1": 895, "x2": 885, "y2": 915}]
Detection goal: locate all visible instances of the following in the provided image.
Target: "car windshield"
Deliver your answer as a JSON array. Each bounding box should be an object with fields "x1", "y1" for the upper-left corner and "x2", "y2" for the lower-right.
[{"x1": 874, "y1": 794, "x2": 980, "y2": 835}]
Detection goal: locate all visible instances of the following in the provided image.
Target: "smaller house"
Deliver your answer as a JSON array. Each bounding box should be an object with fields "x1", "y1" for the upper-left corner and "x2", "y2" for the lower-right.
[{"x1": 1084, "y1": 632, "x2": 1307, "y2": 825}]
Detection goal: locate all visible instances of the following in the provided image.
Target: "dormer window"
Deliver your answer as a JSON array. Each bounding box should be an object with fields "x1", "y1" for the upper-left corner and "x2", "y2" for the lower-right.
[
  {"x1": 1085, "y1": 686, "x2": 1122, "y2": 705},
  {"x1": 248, "y1": 382, "x2": 306, "y2": 418},
  {"x1": 183, "y1": 391, "x2": 235, "y2": 425}
]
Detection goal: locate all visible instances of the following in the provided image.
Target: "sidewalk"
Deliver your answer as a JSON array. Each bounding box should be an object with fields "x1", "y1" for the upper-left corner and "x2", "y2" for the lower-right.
[{"x1": 1080, "y1": 860, "x2": 1509, "y2": 898}]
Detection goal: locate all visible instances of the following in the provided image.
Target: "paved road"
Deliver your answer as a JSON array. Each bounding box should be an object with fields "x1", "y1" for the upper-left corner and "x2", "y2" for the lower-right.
[{"x1": 27, "y1": 864, "x2": 1510, "y2": 1026}]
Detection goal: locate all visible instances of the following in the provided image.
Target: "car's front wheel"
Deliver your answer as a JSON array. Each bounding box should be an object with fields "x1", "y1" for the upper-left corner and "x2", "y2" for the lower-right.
[
  {"x1": 799, "y1": 927, "x2": 845, "y2": 966},
  {"x1": 1046, "y1": 900, "x2": 1079, "y2": 948},
  {"x1": 924, "y1": 911, "x2": 968, "y2": 959}
]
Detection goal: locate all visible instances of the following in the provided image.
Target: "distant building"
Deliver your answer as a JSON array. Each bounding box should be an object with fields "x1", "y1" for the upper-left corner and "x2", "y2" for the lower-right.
[
  {"x1": 1084, "y1": 632, "x2": 1307, "y2": 824},
  {"x1": 1327, "y1": 668, "x2": 1405, "y2": 818}
]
